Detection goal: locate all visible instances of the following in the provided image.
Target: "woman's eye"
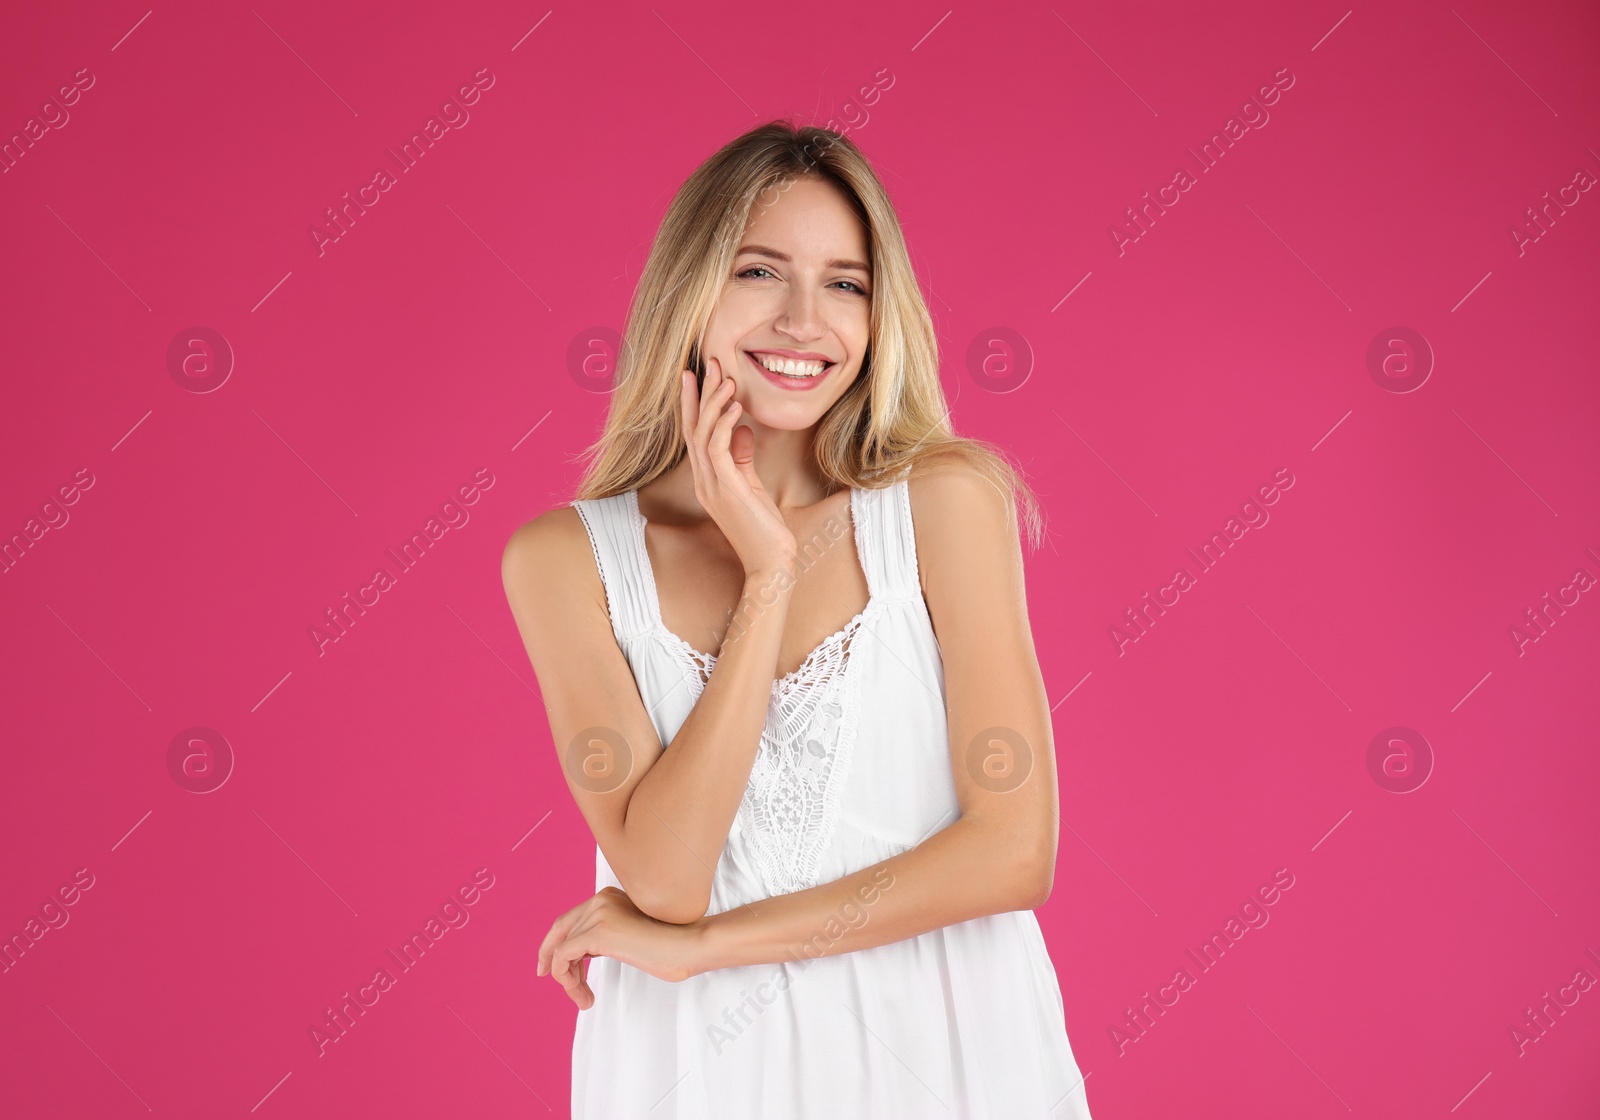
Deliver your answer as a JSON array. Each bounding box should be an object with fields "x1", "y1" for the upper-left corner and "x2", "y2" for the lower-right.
[{"x1": 736, "y1": 266, "x2": 868, "y2": 296}]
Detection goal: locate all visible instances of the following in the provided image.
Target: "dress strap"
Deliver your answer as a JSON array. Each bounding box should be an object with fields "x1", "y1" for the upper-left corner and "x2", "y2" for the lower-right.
[
  {"x1": 856, "y1": 466, "x2": 922, "y2": 605},
  {"x1": 570, "y1": 491, "x2": 655, "y2": 642}
]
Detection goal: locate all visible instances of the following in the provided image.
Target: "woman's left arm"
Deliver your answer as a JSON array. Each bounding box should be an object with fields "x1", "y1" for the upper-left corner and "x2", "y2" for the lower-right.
[
  {"x1": 538, "y1": 461, "x2": 1062, "y2": 1001},
  {"x1": 684, "y1": 461, "x2": 1059, "y2": 973}
]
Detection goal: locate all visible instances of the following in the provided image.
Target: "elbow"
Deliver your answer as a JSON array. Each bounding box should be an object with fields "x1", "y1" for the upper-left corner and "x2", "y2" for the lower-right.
[
  {"x1": 641, "y1": 896, "x2": 711, "y2": 926},
  {"x1": 975, "y1": 814, "x2": 1056, "y2": 911},
  {"x1": 625, "y1": 880, "x2": 712, "y2": 926},
  {"x1": 1013, "y1": 843, "x2": 1055, "y2": 911}
]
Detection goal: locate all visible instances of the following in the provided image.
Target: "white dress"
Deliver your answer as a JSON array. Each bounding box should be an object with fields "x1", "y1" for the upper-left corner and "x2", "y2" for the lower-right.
[{"x1": 568, "y1": 468, "x2": 1094, "y2": 1119}]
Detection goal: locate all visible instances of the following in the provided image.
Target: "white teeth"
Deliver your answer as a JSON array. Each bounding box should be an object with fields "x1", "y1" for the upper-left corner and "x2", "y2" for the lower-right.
[{"x1": 752, "y1": 353, "x2": 828, "y2": 378}]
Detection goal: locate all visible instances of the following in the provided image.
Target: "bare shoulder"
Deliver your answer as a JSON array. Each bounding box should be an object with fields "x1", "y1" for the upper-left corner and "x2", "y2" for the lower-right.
[
  {"x1": 904, "y1": 455, "x2": 1022, "y2": 585},
  {"x1": 500, "y1": 501, "x2": 604, "y2": 614}
]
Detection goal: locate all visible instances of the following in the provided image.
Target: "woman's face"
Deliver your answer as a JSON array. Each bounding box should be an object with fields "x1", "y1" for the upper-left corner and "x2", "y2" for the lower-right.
[{"x1": 702, "y1": 176, "x2": 873, "y2": 432}]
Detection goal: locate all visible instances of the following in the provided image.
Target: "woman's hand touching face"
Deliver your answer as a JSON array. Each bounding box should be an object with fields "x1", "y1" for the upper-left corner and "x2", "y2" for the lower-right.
[{"x1": 678, "y1": 354, "x2": 798, "y2": 580}]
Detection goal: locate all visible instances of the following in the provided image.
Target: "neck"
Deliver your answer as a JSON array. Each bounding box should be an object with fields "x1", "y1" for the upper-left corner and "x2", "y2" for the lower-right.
[{"x1": 659, "y1": 424, "x2": 837, "y2": 518}]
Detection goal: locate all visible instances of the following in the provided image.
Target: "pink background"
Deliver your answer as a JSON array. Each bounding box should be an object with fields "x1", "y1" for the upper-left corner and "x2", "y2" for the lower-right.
[{"x1": 3, "y1": 1, "x2": 1598, "y2": 1116}]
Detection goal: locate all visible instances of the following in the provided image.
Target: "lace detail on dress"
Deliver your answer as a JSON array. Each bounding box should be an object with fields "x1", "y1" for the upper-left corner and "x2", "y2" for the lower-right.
[
  {"x1": 668, "y1": 606, "x2": 875, "y2": 895},
  {"x1": 740, "y1": 611, "x2": 871, "y2": 894},
  {"x1": 628, "y1": 484, "x2": 880, "y2": 895}
]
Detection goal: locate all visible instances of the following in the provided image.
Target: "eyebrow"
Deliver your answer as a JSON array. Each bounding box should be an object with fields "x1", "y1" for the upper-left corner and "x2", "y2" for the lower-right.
[{"x1": 735, "y1": 244, "x2": 871, "y2": 274}]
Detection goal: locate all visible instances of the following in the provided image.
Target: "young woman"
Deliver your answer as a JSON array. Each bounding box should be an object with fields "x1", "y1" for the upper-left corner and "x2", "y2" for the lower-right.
[{"x1": 502, "y1": 121, "x2": 1094, "y2": 1119}]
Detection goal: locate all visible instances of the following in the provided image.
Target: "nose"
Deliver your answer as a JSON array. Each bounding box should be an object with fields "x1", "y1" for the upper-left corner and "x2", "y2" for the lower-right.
[{"x1": 774, "y1": 284, "x2": 824, "y2": 342}]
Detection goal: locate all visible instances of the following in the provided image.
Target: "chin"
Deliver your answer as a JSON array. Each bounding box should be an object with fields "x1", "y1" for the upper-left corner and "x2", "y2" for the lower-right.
[{"x1": 740, "y1": 401, "x2": 834, "y2": 431}]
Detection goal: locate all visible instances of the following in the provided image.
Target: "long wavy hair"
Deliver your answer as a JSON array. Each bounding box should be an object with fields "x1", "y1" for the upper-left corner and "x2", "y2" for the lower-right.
[{"x1": 570, "y1": 119, "x2": 1043, "y2": 550}]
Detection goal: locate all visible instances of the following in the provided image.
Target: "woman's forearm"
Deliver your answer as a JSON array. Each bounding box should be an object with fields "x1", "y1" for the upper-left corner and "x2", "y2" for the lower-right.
[
  {"x1": 685, "y1": 812, "x2": 1050, "y2": 975},
  {"x1": 620, "y1": 568, "x2": 795, "y2": 921}
]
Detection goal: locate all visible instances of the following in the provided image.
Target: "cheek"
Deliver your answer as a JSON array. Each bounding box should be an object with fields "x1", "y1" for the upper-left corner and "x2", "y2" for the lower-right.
[
  {"x1": 829, "y1": 364, "x2": 864, "y2": 400},
  {"x1": 703, "y1": 298, "x2": 746, "y2": 345},
  {"x1": 845, "y1": 318, "x2": 871, "y2": 360},
  {"x1": 717, "y1": 287, "x2": 777, "y2": 325}
]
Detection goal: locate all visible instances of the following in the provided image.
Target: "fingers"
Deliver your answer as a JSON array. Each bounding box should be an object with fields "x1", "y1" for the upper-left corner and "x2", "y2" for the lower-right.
[
  {"x1": 694, "y1": 359, "x2": 735, "y2": 452},
  {"x1": 551, "y1": 939, "x2": 597, "y2": 1009},
  {"x1": 683, "y1": 356, "x2": 745, "y2": 502},
  {"x1": 681, "y1": 357, "x2": 735, "y2": 483},
  {"x1": 577, "y1": 955, "x2": 594, "y2": 1008},
  {"x1": 679, "y1": 369, "x2": 698, "y2": 438},
  {"x1": 728, "y1": 421, "x2": 757, "y2": 475},
  {"x1": 702, "y1": 356, "x2": 751, "y2": 489},
  {"x1": 537, "y1": 926, "x2": 562, "y2": 978},
  {"x1": 707, "y1": 388, "x2": 743, "y2": 480},
  {"x1": 537, "y1": 897, "x2": 592, "y2": 977},
  {"x1": 679, "y1": 357, "x2": 719, "y2": 450}
]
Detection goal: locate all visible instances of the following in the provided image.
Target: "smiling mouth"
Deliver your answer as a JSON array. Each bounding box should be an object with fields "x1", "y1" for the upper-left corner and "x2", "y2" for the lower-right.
[{"x1": 744, "y1": 351, "x2": 836, "y2": 380}]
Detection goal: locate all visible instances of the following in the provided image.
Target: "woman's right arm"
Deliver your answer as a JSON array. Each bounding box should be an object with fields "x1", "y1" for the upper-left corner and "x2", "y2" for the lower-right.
[
  {"x1": 504, "y1": 356, "x2": 796, "y2": 924},
  {"x1": 501, "y1": 511, "x2": 793, "y2": 924}
]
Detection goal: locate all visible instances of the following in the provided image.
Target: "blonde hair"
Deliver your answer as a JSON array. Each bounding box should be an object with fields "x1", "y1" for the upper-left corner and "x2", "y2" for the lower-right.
[{"x1": 570, "y1": 119, "x2": 1043, "y2": 550}]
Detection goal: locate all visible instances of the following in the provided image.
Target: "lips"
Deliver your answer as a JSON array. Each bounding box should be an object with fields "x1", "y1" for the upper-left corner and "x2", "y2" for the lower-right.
[
  {"x1": 745, "y1": 350, "x2": 835, "y2": 391},
  {"x1": 745, "y1": 350, "x2": 835, "y2": 370}
]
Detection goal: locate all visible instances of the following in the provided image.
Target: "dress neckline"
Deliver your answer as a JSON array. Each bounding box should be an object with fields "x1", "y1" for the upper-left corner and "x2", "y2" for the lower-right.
[{"x1": 627, "y1": 486, "x2": 876, "y2": 693}]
